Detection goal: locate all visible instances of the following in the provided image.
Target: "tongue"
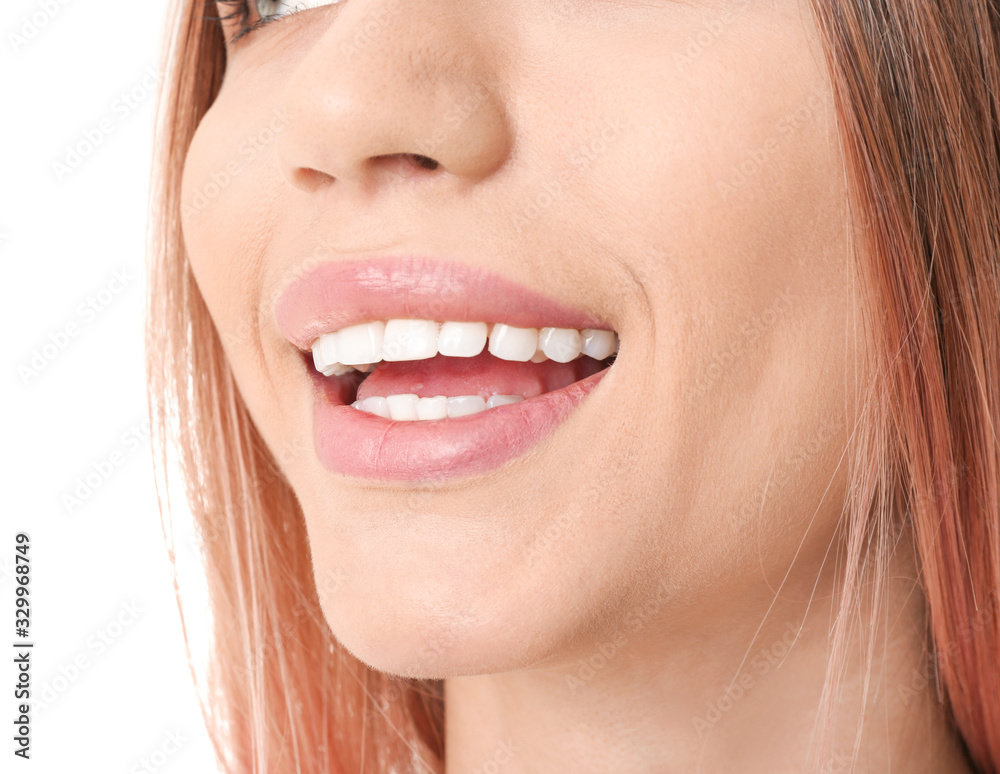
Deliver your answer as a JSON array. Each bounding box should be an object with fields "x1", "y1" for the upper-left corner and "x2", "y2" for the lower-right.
[{"x1": 355, "y1": 351, "x2": 606, "y2": 402}]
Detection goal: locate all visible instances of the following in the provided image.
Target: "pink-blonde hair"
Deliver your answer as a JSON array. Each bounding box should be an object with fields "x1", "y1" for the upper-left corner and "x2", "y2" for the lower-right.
[{"x1": 146, "y1": 1, "x2": 1000, "y2": 771}]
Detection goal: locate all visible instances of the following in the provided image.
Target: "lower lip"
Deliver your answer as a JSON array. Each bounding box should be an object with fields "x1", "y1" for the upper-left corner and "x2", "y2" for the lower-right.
[{"x1": 311, "y1": 367, "x2": 609, "y2": 482}]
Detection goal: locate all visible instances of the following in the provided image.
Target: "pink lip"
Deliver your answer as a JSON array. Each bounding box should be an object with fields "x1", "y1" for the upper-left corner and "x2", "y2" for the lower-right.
[
  {"x1": 311, "y1": 366, "x2": 608, "y2": 481},
  {"x1": 275, "y1": 256, "x2": 614, "y2": 482},
  {"x1": 275, "y1": 256, "x2": 608, "y2": 351}
]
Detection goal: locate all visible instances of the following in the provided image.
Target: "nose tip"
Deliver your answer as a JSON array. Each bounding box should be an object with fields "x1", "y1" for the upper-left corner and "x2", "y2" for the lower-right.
[{"x1": 274, "y1": 0, "x2": 511, "y2": 195}]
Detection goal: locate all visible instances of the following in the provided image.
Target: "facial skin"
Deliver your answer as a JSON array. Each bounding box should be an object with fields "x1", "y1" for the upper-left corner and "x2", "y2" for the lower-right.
[{"x1": 181, "y1": 0, "x2": 975, "y2": 771}]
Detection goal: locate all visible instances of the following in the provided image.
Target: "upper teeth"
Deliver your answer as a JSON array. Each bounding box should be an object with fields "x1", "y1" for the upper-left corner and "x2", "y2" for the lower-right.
[{"x1": 310, "y1": 320, "x2": 618, "y2": 376}]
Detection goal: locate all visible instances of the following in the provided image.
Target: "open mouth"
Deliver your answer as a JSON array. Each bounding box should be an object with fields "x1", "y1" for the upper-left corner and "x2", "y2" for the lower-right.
[
  {"x1": 307, "y1": 319, "x2": 619, "y2": 421},
  {"x1": 275, "y1": 256, "x2": 617, "y2": 480}
]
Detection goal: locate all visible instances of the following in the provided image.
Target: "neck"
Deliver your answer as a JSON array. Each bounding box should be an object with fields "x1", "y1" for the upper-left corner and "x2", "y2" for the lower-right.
[{"x1": 443, "y1": 536, "x2": 974, "y2": 774}]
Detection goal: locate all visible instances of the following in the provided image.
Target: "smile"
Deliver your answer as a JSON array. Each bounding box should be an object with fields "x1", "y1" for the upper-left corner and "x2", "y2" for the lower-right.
[
  {"x1": 275, "y1": 256, "x2": 618, "y2": 481},
  {"x1": 309, "y1": 319, "x2": 618, "y2": 420}
]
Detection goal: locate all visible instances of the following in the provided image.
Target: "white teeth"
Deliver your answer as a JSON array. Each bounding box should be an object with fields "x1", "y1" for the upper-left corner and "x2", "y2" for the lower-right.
[
  {"x1": 359, "y1": 396, "x2": 390, "y2": 418},
  {"x1": 437, "y1": 321, "x2": 488, "y2": 357},
  {"x1": 446, "y1": 395, "x2": 488, "y2": 417},
  {"x1": 318, "y1": 359, "x2": 372, "y2": 375},
  {"x1": 309, "y1": 319, "x2": 619, "y2": 374},
  {"x1": 580, "y1": 328, "x2": 617, "y2": 360},
  {"x1": 386, "y1": 393, "x2": 420, "y2": 420},
  {"x1": 383, "y1": 319, "x2": 439, "y2": 362},
  {"x1": 485, "y1": 394, "x2": 525, "y2": 409},
  {"x1": 312, "y1": 334, "x2": 338, "y2": 371},
  {"x1": 488, "y1": 324, "x2": 538, "y2": 362},
  {"x1": 353, "y1": 393, "x2": 528, "y2": 419},
  {"x1": 538, "y1": 327, "x2": 582, "y2": 363},
  {"x1": 337, "y1": 321, "x2": 385, "y2": 365},
  {"x1": 313, "y1": 336, "x2": 350, "y2": 375},
  {"x1": 416, "y1": 395, "x2": 449, "y2": 420}
]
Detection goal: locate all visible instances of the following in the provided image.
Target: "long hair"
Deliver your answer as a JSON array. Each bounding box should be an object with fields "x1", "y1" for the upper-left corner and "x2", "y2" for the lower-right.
[
  {"x1": 146, "y1": 5, "x2": 445, "y2": 772},
  {"x1": 810, "y1": 2, "x2": 1000, "y2": 771},
  {"x1": 145, "y1": 1, "x2": 1000, "y2": 772}
]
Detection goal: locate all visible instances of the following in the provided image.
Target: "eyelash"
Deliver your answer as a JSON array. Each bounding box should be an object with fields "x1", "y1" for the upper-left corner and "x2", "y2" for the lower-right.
[{"x1": 213, "y1": 0, "x2": 278, "y2": 45}]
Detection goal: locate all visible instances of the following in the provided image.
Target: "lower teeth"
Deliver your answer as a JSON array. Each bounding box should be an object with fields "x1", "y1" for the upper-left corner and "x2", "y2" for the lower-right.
[{"x1": 351, "y1": 393, "x2": 525, "y2": 420}]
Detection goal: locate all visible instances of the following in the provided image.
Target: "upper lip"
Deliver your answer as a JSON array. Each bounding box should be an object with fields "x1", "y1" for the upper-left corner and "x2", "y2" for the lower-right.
[{"x1": 274, "y1": 255, "x2": 612, "y2": 351}]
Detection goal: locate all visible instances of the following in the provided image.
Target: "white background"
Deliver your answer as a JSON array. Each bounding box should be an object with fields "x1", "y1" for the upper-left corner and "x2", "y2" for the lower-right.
[{"x1": 4, "y1": 0, "x2": 220, "y2": 771}]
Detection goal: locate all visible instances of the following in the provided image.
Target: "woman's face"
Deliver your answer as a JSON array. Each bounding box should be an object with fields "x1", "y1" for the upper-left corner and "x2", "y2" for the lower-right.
[{"x1": 182, "y1": 0, "x2": 859, "y2": 676}]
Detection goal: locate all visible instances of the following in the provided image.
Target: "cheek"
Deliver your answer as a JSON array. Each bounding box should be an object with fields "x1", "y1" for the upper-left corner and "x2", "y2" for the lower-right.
[
  {"x1": 528, "y1": 3, "x2": 848, "y2": 379},
  {"x1": 179, "y1": 89, "x2": 318, "y2": 490},
  {"x1": 552, "y1": 10, "x2": 856, "y2": 578},
  {"x1": 180, "y1": 93, "x2": 284, "y2": 375}
]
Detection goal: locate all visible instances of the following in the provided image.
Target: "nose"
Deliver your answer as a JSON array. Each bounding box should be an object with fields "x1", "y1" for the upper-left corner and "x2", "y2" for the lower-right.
[{"x1": 275, "y1": 0, "x2": 512, "y2": 194}]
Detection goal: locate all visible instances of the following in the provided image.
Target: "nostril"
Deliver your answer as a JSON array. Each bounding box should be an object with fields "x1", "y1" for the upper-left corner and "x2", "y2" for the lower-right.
[
  {"x1": 376, "y1": 152, "x2": 441, "y2": 173},
  {"x1": 293, "y1": 167, "x2": 336, "y2": 191},
  {"x1": 289, "y1": 154, "x2": 438, "y2": 190},
  {"x1": 410, "y1": 154, "x2": 440, "y2": 170},
  {"x1": 368, "y1": 153, "x2": 441, "y2": 179}
]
